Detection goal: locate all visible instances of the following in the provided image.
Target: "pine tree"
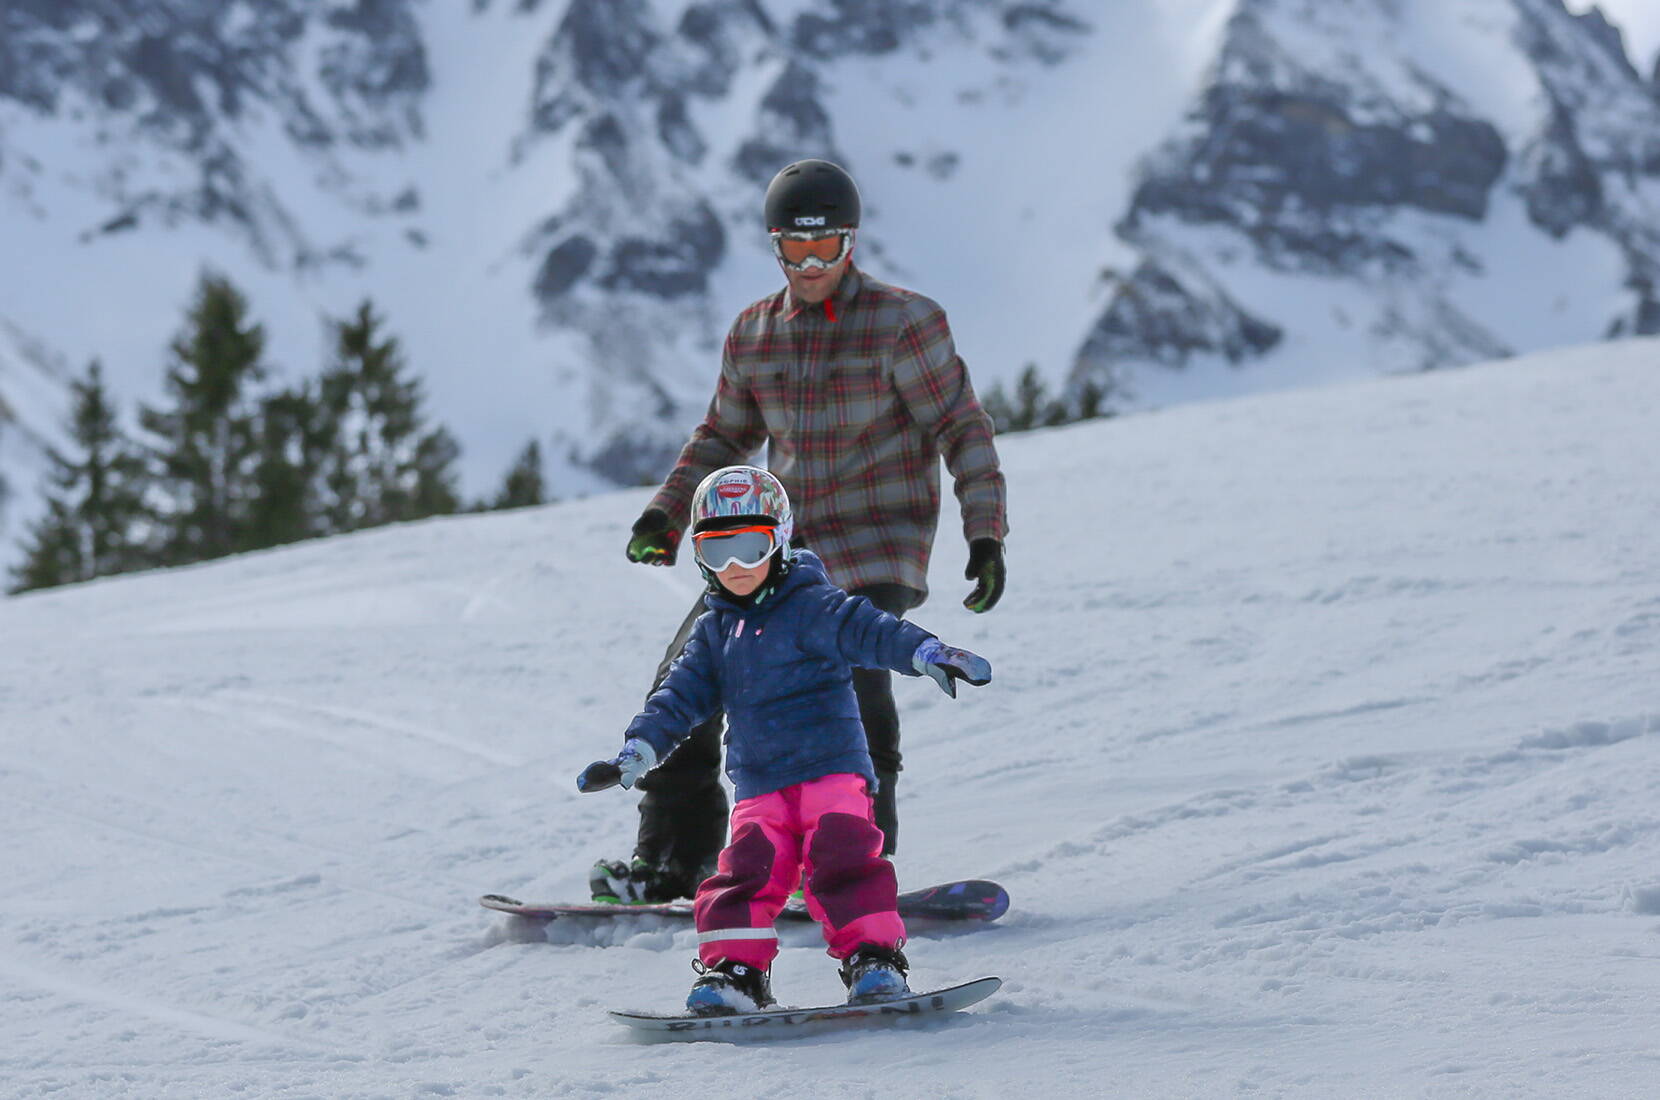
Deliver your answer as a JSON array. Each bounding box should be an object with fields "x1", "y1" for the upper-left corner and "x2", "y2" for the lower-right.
[
  {"x1": 317, "y1": 300, "x2": 461, "y2": 531},
  {"x1": 493, "y1": 438, "x2": 549, "y2": 510},
  {"x1": 980, "y1": 380, "x2": 1016, "y2": 435},
  {"x1": 10, "y1": 499, "x2": 80, "y2": 593},
  {"x1": 139, "y1": 273, "x2": 268, "y2": 565},
  {"x1": 10, "y1": 360, "x2": 151, "y2": 592},
  {"x1": 1076, "y1": 377, "x2": 1108, "y2": 421},
  {"x1": 1011, "y1": 364, "x2": 1044, "y2": 431},
  {"x1": 1007, "y1": 363, "x2": 1071, "y2": 431},
  {"x1": 246, "y1": 384, "x2": 330, "y2": 550},
  {"x1": 410, "y1": 426, "x2": 463, "y2": 519}
]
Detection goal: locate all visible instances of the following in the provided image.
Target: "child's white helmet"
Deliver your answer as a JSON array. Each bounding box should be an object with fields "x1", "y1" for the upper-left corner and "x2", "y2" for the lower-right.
[{"x1": 688, "y1": 466, "x2": 794, "y2": 578}]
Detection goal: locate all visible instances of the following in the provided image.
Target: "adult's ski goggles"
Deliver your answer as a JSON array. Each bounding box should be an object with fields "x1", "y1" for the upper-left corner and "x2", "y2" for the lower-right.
[
  {"x1": 770, "y1": 227, "x2": 853, "y2": 272},
  {"x1": 692, "y1": 525, "x2": 779, "y2": 571}
]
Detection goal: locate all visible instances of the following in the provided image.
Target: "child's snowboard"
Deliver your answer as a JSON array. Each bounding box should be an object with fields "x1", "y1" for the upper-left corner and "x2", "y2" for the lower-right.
[
  {"x1": 610, "y1": 976, "x2": 1001, "y2": 1039},
  {"x1": 480, "y1": 878, "x2": 1008, "y2": 923}
]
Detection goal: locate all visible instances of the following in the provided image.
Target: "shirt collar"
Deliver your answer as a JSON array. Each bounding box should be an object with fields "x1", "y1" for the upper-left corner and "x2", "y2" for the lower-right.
[{"x1": 783, "y1": 263, "x2": 863, "y2": 323}]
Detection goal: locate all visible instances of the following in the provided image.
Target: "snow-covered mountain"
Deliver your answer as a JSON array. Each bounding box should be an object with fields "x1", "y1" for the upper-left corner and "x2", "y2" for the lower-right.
[
  {"x1": 1085, "y1": 0, "x2": 1660, "y2": 407},
  {"x1": 2, "y1": 338, "x2": 1657, "y2": 1095},
  {"x1": 2, "y1": 1, "x2": 1657, "y2": 524}
]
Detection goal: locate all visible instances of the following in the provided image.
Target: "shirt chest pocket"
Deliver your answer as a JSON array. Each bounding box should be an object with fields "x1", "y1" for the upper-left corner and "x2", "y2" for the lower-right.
[
  {"x1": 820, "y1": 359, "x2": 890, "y2": 434},
  {"x1": 746, "y1": 361, "x2": 795, "y2": 435}
]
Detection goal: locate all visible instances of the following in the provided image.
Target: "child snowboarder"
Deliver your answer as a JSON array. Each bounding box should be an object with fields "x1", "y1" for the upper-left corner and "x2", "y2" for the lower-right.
[{"x1": 577, "y1": 465, "x2": 992, "y2": 1016}]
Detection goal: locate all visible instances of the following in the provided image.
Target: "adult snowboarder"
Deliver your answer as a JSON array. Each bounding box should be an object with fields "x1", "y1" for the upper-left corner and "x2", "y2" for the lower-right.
[
  {"x1": 597, "y1": 158, "x2": 1009, "y2": 903},
  {"x1": 578, "y1": 466, "x2": 993, "y2": 1014}
]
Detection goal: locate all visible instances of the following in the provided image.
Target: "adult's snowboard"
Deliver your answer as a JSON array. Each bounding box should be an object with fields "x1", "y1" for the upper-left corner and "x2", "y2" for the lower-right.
[
  {"x1": 480, "y1": 879, "x2": 1008, "y2": 923},
  {"x1": 611, "y1": 976, "x2": 1001, "y2": 1040}
]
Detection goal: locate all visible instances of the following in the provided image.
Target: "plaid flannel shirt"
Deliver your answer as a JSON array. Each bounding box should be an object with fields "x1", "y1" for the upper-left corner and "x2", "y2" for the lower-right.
[{"x1": 650, "y1": 265, "x2": 1007, "y2": 601}]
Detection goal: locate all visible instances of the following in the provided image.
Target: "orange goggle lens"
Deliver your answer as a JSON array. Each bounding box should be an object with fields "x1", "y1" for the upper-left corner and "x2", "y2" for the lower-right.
[{"x1": 774, "y1": 230, "x2": 849, "y2": 267}]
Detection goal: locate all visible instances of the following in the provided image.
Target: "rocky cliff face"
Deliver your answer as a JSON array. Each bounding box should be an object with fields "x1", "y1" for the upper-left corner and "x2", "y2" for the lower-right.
[
  {"x1": 0, "y1": 0, "x2": 428, "y2": 268},
  {"x1": 1077, "y1": 0, "x2": 1660, "y2": 402}
]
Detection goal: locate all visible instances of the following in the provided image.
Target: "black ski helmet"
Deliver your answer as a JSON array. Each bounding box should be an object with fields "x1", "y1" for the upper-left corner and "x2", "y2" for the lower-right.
[{"x1": 764, "y1": 159, "x2": 861, "y2": 232}]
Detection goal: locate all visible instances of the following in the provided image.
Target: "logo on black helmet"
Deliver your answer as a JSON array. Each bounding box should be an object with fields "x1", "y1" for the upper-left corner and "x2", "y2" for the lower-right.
[{"x1": 794, "y1": 216, "x2": 826, "y2": 227}]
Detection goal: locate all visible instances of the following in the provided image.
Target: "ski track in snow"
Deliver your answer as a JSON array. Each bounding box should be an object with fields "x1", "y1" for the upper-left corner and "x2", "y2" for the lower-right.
[{"x1": 1, "y1": 343, "x2": 1658, "y2": 1097}]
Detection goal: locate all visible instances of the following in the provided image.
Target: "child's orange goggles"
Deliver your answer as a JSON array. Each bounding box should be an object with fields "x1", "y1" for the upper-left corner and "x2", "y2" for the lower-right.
[{"x1": 692, "y1": 525, "x2": 778, "y2": 570}]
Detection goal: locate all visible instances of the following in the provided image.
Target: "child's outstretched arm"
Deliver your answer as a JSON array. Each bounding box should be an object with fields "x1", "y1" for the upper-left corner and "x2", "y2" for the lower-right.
[
  {"x1": 574, "y1": 615, "x2": 721, "y2": 793},
  {"x1": 814, "y1": 588, "x2": 993, "y2": 697}
]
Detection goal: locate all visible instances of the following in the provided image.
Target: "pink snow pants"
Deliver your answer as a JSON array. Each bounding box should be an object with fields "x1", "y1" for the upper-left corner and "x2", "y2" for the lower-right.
[{"x1": 692, "y1": 772, "x2": 904, "y2": 969}]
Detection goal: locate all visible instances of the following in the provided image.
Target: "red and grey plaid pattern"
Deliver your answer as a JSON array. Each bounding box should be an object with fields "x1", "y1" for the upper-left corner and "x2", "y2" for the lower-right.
[{"x1": 650, "y1": 266, "x2": 1007, "y2": 600}]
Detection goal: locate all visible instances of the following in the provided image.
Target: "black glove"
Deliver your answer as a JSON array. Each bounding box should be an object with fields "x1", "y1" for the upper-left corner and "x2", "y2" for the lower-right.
[
  {"x1": 963, "y1": 537, "x2": 1005, "y2": 613},
  {"x1": 625, "y1": 508, "x2": 680, "y2": 566}
]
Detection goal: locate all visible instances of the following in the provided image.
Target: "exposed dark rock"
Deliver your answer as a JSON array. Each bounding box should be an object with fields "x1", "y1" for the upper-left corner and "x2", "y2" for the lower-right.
[
  {"x1": 677, "y1": 0, "x2": 775, "y2": 98},
  {"x1": 0, "y1": 0, "x2": 427, "y2": 270},
  {"x1": 1565, "y1": 2, "x2": 1639, "y2": 81},
  {"x1": 530, "y1": 0, "x2": 657, "y2": 134},
  {"x1": 1076, "y1": 260, "x2": 1281, "y2": 376},
  {"x1": 731, "y1": 61, "x2": 835, "y2": 184},
  {"x1": 1635, "y1": 293, "x2": 1660, "y2": 335},
  {"x1": 583, "y1": 427, "x2": 683, "y2": 488},
  {"x1": 657, "y1": 95, "x2": 707, "y2": 164},
  {"x1": 564, "y1": 0, "x2": 658, "y2": 102},
  {"x1": 577, "y1": 113, "x2": 631, "y2": 185},
  {"x1": 1510, "y1": 0, "x2": 1660, "y2": 340},
  {"x1": 792, "y1": 0, "x2": 935, "y2": 56},
  {"x1": 1002, "y1": 4, "x2": 1090, "y2": 65},
  {"x1": 1085, "y1": 0, "x2": 1660, "y2": 389},
  {"x1": 598, "y1": 202, "x2": 726, "y2": 298},
  {"x1": 535, "y1": 236, "x2": 599, "y2": 300},
  {"x1": 1514, "y1": 0, "x2": 1660, "y2": 173},
  {"x1": 318, "y1": 0, "x2": 432, "y2": 143},
  {"x1": 1123, "y1": 87, "x2": 1507, "y2": 270},
  {"x1": 529, "y1": 0, "x2": 772, "y2": 149},
  {"x1": 1514, "y1": 100, "x2": 1602, "y2": 238},
  {"x1": 1370, "y1": 298, "x2": 1512, "y2": 372}
]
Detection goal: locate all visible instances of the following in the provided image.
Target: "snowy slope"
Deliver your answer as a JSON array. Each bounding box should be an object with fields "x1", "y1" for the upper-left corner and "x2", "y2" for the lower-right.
[{"x1": 1, "y1": 338, "x2": 1658, "y2": 1097}]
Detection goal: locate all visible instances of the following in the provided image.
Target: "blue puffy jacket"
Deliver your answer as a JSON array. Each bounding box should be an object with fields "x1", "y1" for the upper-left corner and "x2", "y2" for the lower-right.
[{"x1": 623, "y1": 550, "x2": 934, "y2": 801}]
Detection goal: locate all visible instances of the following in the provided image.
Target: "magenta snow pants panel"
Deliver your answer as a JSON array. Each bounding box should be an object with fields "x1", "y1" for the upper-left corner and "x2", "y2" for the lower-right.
[{"x1": 692, "y1": 773, "x2": 904, "y2": 969}]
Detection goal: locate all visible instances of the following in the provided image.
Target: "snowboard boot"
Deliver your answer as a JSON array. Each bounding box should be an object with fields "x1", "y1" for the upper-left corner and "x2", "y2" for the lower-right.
[
  {"x1": 839, "y1": 943, "x2": 911, "y2": 1004},
  {"x1": 589, "y1": 858, "x2": 642, "y2": 904},
  {"x1": 590, "y1": 855, "x2": 716, "y2": 903},
  {"x1": 649, "y1": 853, "x2": 717, "y2": 901},
  {"x1": 686, "y1": 959, "x2": 774, "y2": 1016}
]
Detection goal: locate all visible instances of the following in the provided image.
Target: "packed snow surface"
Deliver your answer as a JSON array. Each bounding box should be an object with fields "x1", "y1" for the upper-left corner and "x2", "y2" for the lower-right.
[{"x1": 2, "y1": 340, "x2": 1658, "y2": 1097}]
